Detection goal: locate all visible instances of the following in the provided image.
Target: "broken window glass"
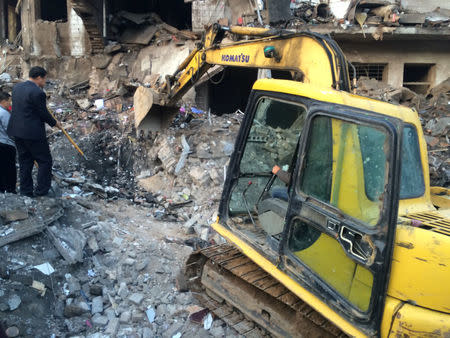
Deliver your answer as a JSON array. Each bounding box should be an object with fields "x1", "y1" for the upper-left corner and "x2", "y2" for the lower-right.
[
  {"x1": 229, "y1": 97, "x2": 306, "y2": 215},
  {"x1": 300, "y1": 116, "x2": 389, "y2": 226},
  {"x1": 399, "y1": 124, "x2": 425, "y2": 199}
]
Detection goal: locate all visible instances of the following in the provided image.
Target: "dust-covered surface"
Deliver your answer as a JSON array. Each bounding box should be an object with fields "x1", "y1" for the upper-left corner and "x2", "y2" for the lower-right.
[
  {"x1": 0, "y1": 8, "x2": 448, "y2": 334},
  {"x1": 0, "y1": 99, "x2": 242, "y2": 337},
  {"x1": 1, "y1": 193, "x2": 242, "y2": 338}
]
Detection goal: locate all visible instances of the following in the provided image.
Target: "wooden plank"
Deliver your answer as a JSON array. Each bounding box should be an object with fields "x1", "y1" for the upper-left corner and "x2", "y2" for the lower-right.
[
  {"x1": 233, "y1": 319, "x2": 255, "y2": 333},
  {"x1": 201, "y1": 263, "x2": 333, "y2": 337},
  {"x1": 278, "y1": 292, "x2": 300, "y2": 307},
  {"x1": 245, "y1": 327, "x2": 268, "y2": 338},
  {"x1": 307, "y1": 310, "x2": 327, "y2": 326},
  {"x1": 0, "y1": 219, "x2": 46, "y2": 247},
  {"x1": 223, "y1": 311, "x2": 245, "y2": 325},
  {"x1": 212, "y1": 250, "x2": 244, "y2": 265},
  {"x1": 222, "y1": 256, "x2": 253, "y2": 270},
  {"x1": 212, "y1": 304, "x2": 234, "y2": 318},
  {"x1": 202, "y1": 245, "x2": 235, "y2": 258},
  {"x1": 294, "y1": 301, "x2": 314, "y2": 316}
]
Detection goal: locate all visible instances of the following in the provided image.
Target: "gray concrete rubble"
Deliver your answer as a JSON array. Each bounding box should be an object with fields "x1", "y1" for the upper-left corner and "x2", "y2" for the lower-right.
[
  {"x1": 356, "y1": 76, "x2": 450, "y2": 187},
  {"x1": 0, "y1": 3, "x2": 448, "y2": 336},
  {"x1": 0, "y1": 195, "x2": 64, "y2": 248},
  {"x1": 47, "y1": 224, "x2": 87, "y2": 264},
  {"x1": 0, "y1": 188, "x2": 236, "y2": 337}
]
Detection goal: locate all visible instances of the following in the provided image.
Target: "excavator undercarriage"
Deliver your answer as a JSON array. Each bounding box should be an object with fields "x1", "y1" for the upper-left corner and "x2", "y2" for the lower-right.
[{"x1": 185, "y1": 244, "x2": 346, "y2": 337}]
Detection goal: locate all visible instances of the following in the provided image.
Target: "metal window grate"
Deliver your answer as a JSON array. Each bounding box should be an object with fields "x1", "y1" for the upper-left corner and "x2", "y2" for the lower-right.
[{"x1": 351, "y1": 63, "x2": 387, "y2": 81}]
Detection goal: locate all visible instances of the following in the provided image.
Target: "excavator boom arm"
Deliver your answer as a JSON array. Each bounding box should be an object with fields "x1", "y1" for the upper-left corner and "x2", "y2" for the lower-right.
[{"x1": 134, "y1": 24, "x2": 352, "y2": 131}]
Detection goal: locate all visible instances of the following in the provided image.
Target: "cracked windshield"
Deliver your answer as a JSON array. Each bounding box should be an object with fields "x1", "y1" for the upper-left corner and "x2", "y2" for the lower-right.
[{"x1": 229, "y1": 97, "x2": 306, "y2": 214}]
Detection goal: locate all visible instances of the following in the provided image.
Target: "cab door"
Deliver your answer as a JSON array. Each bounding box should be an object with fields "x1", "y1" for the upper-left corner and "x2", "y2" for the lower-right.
[{"x1": 282, "y1": 106, "x2": 403, "y2": 335}]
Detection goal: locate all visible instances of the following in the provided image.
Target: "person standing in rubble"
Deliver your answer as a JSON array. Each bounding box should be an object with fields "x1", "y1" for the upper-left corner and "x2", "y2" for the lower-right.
[
  {"x1": 0, "y1": 91, "x2": 16, "y2": 193},
  {"x1": 7, "y1": 66, "x2": 62, "y2": 197}
]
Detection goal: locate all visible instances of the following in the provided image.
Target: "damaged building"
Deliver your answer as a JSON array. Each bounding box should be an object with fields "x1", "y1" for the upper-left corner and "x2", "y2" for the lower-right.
[
  {"x1": 0, "y1": 0, "x2": 448, "y2": 93},
  {"x1": 0, "y1": 1, "x2": 449, "y2": 337}
]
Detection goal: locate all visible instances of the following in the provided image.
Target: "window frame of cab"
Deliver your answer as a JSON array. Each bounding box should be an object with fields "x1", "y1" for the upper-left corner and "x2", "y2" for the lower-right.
[{"x1": 218, "y1": 90, "x2": 316, "y2": 223}]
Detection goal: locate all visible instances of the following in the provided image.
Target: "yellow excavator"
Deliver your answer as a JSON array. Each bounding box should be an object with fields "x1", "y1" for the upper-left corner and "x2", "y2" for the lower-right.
[{"x1": 134, "y1": 24, "x2": 450, "y2": 337}]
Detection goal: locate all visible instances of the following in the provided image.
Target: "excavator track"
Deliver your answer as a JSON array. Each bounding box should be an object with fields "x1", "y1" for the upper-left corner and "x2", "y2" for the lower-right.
[{"x1": 185, "y1": 244, "x2": 346, "y2": 337}]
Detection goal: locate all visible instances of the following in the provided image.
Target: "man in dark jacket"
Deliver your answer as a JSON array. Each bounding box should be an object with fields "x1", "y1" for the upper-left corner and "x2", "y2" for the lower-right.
[{"x1": 7, "y1": 66, "x2": 62, "y2": 197}]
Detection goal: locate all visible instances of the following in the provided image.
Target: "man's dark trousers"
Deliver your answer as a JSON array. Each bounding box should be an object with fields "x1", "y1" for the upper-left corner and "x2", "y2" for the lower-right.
[
  {"x1": 0, "y1": 143, "x2": 16, "y2": 193},
  {"x1": 15, "y1": 138, "x2": 52, "y2": 196},
  {"x1": 7, "y1": 80, "x2": 57, "y2": 196}
]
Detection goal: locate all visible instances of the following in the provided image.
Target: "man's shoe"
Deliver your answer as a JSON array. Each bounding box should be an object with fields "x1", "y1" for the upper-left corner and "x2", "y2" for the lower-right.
[
  {"x1": 35, "y1": 188, "x2": 56, "y2": 198},
  {"x1": 20, "y1": 192, "x2": 34, "y2": 198}
]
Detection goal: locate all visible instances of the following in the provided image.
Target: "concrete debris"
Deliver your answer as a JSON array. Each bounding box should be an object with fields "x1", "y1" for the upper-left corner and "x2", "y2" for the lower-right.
[
  {"x1": 129, "y1": 293, "x2": 145, "y2": 305},
  {"x1": 92, "y1": 314, "x2": 109, "y2": 327},
  {"x1": 91, "y1": 296, "x2": 103, "y2": 314},
  {"x1": 0, "y1": 195, "x2": 63, "y2": 247},
  {"x1": 5, "y1": 326, "x2": 19, "y2": 337},
  {"x1": 76, "y1": 98, "x2": 91, "y2": 110},
  {"x1": 64, "y1": 303, "x2": 90, "y2": 318},
  {"x1": 203, "y1": 312, "x2": 213, "y2": 330},
  {"x1": 146, "y1": 307, "x2": 156, "y2": 323},
  {"x1": 47, "y1": 225, "x2": 87, "y2": 264},
  {"x1": 33, "y1": 262, "x2": 55, "y2": 275},
  {"x1": 105, "y1": 318, "x2": 120, "y2": 336},
  {"x1": 0, "y1": 6, "x2": 446, "y2": 337},
  {"x1": 7, "y1": 295, "x2": 21, "y2": 311},
  {"x1": 357, "y1": 76, "x2": 450, "y2": 187}
]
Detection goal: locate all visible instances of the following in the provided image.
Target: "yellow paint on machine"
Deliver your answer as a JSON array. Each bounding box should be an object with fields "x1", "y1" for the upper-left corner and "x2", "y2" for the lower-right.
[
  {"x1": 213, "y1": 79, "x2": 450, "y2": 336},
  {"x1": 205, "y1": 35, "x2": 335, "y2": 88},
  {"x1": 430, "y1": 186, "x2": 450, "y2": 209},
  {"x1": 381, "y1": 296, "x2": 450, "y2": 337},
  {"x1": 388, "y1": 225, "x2": 450, "y2": 313},
  {"x1": 214, "y1": 219, "x2": 450, "y2": 338}
]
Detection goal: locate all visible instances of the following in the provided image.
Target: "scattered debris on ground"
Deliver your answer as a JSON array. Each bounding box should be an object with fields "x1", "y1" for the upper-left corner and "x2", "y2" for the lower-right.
[
  {"x1": 0, "y1": 3, "x2": 448, "y2": 335},
  {"x1": 0, "y1": 190, "x2": 237, "y2": 338}
]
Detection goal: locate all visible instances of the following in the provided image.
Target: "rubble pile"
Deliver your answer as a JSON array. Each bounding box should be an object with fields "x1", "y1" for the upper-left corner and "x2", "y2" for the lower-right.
[
  {"x1": 0, "y1": 192, "x2": 238, "y2": 337},
  {"x1": 109, "y1": 11, "x2": 198, "y2": 46},
  {"x1": 287, "y1": 0, "x2": 450, "y2": 31},
  {"x1": 356, "y1": 76, "x2": 450, "y2": 186},
  {"x1": 1, "y1": 55, "x2": 244, "y2": 337},
  {"x1": 0, "y1": 3, "x2": 448, "y2": 334}
]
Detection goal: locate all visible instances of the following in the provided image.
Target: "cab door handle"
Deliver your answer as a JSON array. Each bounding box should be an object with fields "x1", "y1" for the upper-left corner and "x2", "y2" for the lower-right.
[{"x1": 339, "y1": 226, "x2": 370, "y2": 261}]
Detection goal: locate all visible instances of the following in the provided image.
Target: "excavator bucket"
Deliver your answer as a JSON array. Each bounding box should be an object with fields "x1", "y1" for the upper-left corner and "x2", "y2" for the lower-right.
[{"x1": 133, "y1": 86, "x2": 177, "y2": 133}]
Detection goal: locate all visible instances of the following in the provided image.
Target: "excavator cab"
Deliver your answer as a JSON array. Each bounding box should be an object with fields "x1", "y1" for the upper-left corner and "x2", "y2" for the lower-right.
[{"x1": 216, "y1": 79, "x2": 404, "y2": 336}]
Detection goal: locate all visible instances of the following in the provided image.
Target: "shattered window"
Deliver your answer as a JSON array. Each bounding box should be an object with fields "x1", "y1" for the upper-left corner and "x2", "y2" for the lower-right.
[
  {"x1": 400, "y1": 125, "x2": 425, "y2": 199},
  {"x1": 229, "y1": 97, "x2": 306, "y2": 214},
  {"x1": 300, "y1": 116, "x2": 389, "y2": 226}
]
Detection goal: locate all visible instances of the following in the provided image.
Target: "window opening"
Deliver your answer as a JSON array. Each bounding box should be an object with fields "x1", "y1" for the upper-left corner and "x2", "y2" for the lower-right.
[
  {"x1": 300, "y1": 116, "x2": 389, "y2": 226},
  {"x1": 41, "y1": 0, "x2": 68, "y2": 21},
  {"x1": 229, "y1": 97, "x2": 306, "y2": 215},
  {"x1": 403, "y1": 64, "x2": 435, "y2": 94}
]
